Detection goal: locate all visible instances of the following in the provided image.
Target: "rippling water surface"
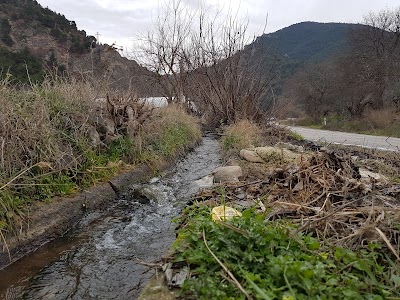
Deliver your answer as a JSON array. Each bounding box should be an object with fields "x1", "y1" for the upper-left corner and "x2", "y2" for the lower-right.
[{"x1": 0, "y1": 136, "x2": 221, "y2": 300}]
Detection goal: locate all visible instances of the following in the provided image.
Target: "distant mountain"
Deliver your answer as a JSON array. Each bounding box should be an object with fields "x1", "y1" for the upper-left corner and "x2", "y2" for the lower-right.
[
  {"x1": 0, "y1": 0, "x2": 159, "y2": 95},
  {"x1": 257, "y1": 21, "x2": 360, "y2": 62},
  {"x1": 242, "y1": 22, "x2": 363, "y2": 100}
]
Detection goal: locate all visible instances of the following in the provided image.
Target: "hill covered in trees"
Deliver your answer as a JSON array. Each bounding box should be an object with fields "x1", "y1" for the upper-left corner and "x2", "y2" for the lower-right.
[
  {"x1": 272, "y1": 10, "x2": 400, "y2": 136},
  {"x1": 244, "y1": 21, "x2": 363, "y2": 96},
  {"x1": 257, "y1": 21, "x2": 358, "y2": 62},
  {"x1": 0, "y1": 0, "x2": 158, "y2": 95},
  {"x1": 0, "y1": 0, "x2": 96, "y2": 82}
]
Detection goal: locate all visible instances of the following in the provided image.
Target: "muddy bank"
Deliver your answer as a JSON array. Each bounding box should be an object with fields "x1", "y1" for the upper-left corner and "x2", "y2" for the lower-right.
[{"x1": 0, "y1": 146, "x2": 196, "y2": 270}]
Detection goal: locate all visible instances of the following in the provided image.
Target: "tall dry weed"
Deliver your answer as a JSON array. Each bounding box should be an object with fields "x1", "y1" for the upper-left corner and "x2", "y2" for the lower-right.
[
  {"x1": 364, "y1": 108, "x2": 397, "y2": 129},
  {"x1": 222, "y1": 120, "x2": 264, "y2": 152},
  {"x1": 0, "y1": 78, "x2": 101, "y2": 177}
]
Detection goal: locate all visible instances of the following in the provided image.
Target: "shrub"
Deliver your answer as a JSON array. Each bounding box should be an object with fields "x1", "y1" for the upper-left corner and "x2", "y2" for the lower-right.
[
  {"x1": 364, "y1": 108, "x2": 397, "y2": 129},
  {"x1": 141, "y1": 105, "x2": 201, "y2": 160}
]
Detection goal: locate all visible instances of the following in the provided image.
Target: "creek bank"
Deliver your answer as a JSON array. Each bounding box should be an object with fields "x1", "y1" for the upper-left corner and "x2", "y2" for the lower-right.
[
  {"x1": 0, "y1": 140, "x2": 200, "y2": 270},
  {"x1": 0, "y1": 135, "x2": 221, "y2": 299},
  {"x1": 138, "y1": 139, "x2": 400, "y2": 299}
]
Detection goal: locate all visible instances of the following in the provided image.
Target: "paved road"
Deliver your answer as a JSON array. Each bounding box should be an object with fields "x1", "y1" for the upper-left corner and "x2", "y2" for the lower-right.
[{"x1": 289, "y1": 126, "x2": 400, "y2": 152}]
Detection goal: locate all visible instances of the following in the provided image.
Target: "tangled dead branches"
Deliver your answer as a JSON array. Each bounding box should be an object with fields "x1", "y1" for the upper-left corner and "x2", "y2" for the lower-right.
[{"x1": 193, "y1": 149, "x2": 400, "y2": 254}]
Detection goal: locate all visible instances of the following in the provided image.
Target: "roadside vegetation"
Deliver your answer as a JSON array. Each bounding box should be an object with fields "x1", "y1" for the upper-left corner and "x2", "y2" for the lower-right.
[
  {"x1": 221, "y1": 120, "x2": 296, "y2": 158},
  {"x1": 164, "y1": 120, "x2": 400, "y2": 300},
  {"x1": 0, "y1": 77, "x2": 201, "y2": 237},
  {"x1": 292, "y1": 110, "x2": 400, "y2": 138}
]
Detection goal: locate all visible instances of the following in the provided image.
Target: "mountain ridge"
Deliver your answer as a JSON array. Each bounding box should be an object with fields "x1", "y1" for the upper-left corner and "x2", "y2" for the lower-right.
[
  {"x1": 0, "y1": 1, "x2": 360, "y2": 98},
  {"x1": 0, "y1": 0, "x2": 158, "y2": 95},
  {"x1": 256, "y1": 21, "x2": 361, "y2": 62}
]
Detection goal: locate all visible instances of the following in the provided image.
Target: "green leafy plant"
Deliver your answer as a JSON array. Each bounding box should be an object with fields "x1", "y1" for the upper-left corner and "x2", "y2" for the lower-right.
[
  {"x1": 172, "y1": 206, "x2": 400, "y2": 300},
  {"x1": 289, "y1": 131, "x2": 304, "y2": 141}
]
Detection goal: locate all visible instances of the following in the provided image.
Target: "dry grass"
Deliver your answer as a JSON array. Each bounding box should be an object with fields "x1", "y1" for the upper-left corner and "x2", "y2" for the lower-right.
[
  {"x1": 364, "y1": 108, "x2": 398, "y2": 129},
  {"x1": 0, "y1": 79, "x2": 201, "y2": 236},
  {"x1": 221, "y1": 120, "x2": 264, "y2": 152},
  {"x1": 0, "y1": 78, "x2": 105, "y2": 235},
  {"x1": 0, "y1": 77, "x2": 106, "y2": 175}
]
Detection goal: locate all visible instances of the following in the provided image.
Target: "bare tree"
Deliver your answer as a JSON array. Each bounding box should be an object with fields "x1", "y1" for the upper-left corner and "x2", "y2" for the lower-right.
[
  {"x1": 187, "y1": 13, "x2": 274, "y2": 125},
  {"x1": 134, "y1": 0, "x2": 193, "y2": 103},
  {"x1": 283, "y1": 62, "x2": 338, "y2": 120},
  {"x1": 342, "y1": 7, "x2": 400, "y2": 116},
  {"x1": 133, "y1": 1, "x2": 273, "y2": 125}
]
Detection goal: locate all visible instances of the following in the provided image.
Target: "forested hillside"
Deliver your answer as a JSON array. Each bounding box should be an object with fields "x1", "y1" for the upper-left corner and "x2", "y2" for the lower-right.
[
  {"x1": 0, "y1": 0, "x2": 159, "y2": 95},
  {"x1": 243, "y1": 22, "x2": 361, "y2": 98},
  {"x1": 273, "y1": 10, "x2": 400, "y2": 137},
  {"x1": 258, "y1": 22, "x2": 356, "y2": 61},
  {"x1": 0, "y1": 0, "x2": 95, "y2": 82}
]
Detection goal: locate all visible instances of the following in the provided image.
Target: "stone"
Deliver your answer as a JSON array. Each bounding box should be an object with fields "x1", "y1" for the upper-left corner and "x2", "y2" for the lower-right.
[
  {"x1": 87, "y1": 125, "x2": 104, "y2": 147},
  {"x1": 359, "y1": 168, "x2": 389, "y2": 183},
  {"x1": 193, "y1": 175, "x2": 214, "y2": 188},
  {"x1": 212, "y1": 166, "x2": 243, "y2": 183},
  {"x1": 130, "y1": 186, "x2": 165, "y2": 204},
  {"x1": 149, "y1": 177, "x2": 160, "y2": 184},
  {"x1": 275, "y1": 142, "x2": 304, "y2": 152},
  {"x1": 292, "y1": 180, "x2": 304, "y2": 192},
  {"x1": 239, "y1": 149, "x2": 265, "y2": 163},
  {"x1": 255, "y1": 146, "x2": 303, "y2": 164}
]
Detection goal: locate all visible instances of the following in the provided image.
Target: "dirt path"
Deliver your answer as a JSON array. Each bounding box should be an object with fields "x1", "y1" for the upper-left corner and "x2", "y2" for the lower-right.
[{"x1": 289, "y1": 126, "x2": 400, "y2": 152}]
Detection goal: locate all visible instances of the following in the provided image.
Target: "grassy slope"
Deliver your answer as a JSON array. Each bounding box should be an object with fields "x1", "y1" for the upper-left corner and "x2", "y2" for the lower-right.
[{"x1": 0, "y1": 79, "x2": 201, "y2": 236}]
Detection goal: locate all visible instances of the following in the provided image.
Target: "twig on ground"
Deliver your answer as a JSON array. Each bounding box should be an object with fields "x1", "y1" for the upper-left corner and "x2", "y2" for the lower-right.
[
  {"x1": 134, "y1": 258, "x2": 163, "y2": 269},
  {"x1": 202, "y1": 228, "x2": 252, "y2": 300},
  {"x1": 375, "y1": 227, "x2": 400, "y2": 262}
]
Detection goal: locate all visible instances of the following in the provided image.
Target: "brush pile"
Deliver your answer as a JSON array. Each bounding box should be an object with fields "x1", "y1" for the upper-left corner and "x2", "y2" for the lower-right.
[
  {"x1": 89, "y1": 95, "x2": 154, "y2": 147},
  {"x1": 193, "y1": 148, "x2": 400, "y2": 256}
]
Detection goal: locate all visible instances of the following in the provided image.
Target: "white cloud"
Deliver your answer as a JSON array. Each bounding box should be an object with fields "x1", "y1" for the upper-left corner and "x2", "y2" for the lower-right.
[{"x1": 36, "y1": 0, "x2": 400, "y2": 56}]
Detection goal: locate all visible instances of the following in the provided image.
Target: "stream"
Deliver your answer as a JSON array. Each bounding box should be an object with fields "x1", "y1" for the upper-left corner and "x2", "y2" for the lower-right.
[{"x1": 0, "y1": 136, "x2": 221, "y2": 300}]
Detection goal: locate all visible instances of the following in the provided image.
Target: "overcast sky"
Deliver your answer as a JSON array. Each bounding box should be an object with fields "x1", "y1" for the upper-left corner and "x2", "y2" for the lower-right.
[{"x1": 36, "y1": 0, "x2": 399, "y2": 57}]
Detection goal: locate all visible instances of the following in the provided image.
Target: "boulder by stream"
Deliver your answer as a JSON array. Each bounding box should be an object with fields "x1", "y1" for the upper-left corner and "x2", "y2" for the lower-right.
[{"x1": 212, "y1": 166, "x2": 243, "y2": 183}]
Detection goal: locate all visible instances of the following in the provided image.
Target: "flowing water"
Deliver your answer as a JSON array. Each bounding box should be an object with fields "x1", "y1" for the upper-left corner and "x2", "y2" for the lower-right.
[{"x1": 0, "y1": 136, "x2": 221, "y2": 300}]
